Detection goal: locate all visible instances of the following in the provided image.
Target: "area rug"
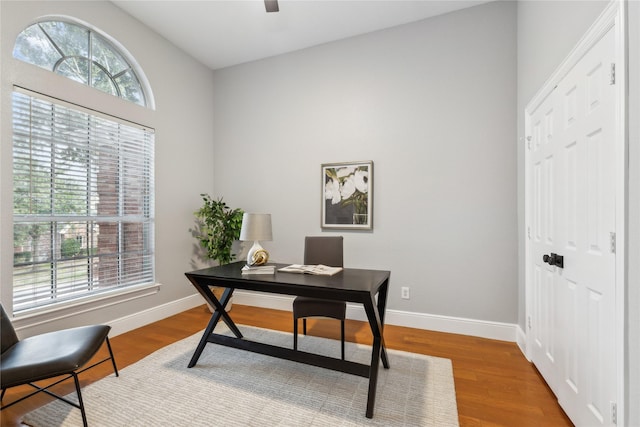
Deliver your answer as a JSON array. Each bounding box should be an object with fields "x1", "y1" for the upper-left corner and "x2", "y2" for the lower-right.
[{"x1": 23, "y1": 325, "x2": 459, "y2": 426}]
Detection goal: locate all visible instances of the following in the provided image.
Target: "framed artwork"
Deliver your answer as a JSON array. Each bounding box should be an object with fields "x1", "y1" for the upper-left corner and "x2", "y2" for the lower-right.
[{"x1": 321, "y1": 160, "x2": 373, "y2": 230}]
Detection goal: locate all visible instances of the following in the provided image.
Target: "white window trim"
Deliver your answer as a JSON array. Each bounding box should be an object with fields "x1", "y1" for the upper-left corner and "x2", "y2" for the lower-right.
[{"x1": 11, "y1": 282, "x2": 161, "y2": 331}]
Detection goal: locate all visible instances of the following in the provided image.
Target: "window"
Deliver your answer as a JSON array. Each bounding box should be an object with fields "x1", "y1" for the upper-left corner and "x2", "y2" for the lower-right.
[
  {"x1": 12, "y1": 89, "x2": 155, "y2": 312},
  {"x1": 13, "y1": 20, "x2": 146, "y2": 106}
]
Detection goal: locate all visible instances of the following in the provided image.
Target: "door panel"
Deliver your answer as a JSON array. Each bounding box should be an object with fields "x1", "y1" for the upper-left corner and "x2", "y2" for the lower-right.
[
  {"x1": 530, "y1": 91, "x2": 561, "y2": 394},
  {"x1": 564, "y1": 277, "x2": 578, "y2": 393},
  {"x1": 527, "y1": 27, "x2": 616, "y2": 426}
]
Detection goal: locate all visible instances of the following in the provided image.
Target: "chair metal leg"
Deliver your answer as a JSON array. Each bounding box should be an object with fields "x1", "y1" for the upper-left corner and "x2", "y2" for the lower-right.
[
  {"x1": 105, "y1": 336, "x2": 119, "y2": 377},
  {"x1": 297, "y1": 317, "x2": 345, "y2": 360},
  {"x1": 72, "y1": 373, "x2": 88, "y2": 427},
  {"x1": 1, "y1": 335, "x2": 117, "y2": 424}
]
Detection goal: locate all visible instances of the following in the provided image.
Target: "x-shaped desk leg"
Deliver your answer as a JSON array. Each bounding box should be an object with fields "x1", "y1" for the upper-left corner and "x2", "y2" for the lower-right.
[
  {"x1": 363, "y1": 277, "x2": 390, "y2": 418},
  {"x1": 188, "y1": 286, "x2": 242, "y2": 368}
]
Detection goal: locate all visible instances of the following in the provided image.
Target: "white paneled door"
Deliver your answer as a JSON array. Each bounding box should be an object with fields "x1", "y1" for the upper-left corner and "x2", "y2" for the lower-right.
[{"x1": 526, "y1": 26, "x2": 617, "y2": 426}]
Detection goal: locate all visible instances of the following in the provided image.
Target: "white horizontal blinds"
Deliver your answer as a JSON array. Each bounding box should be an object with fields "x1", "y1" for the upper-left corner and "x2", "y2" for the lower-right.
[{"x1": 12, "y1": 90, "x2": 155, "y2": 311}]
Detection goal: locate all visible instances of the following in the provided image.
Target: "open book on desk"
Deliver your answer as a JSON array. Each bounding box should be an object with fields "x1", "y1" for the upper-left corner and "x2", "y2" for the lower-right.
[{"x1": 278, "y1": 264, "x2": 343, "y2": 276}]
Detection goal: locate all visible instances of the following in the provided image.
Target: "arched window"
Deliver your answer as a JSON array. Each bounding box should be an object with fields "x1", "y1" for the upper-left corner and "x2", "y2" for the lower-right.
[{"x1": 13, "y1": 20, "x2": 147, "y2": 106}]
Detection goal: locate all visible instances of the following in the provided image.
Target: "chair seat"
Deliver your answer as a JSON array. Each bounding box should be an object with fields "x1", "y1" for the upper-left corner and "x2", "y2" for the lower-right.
[
  {"x1": 1, "y1": 325, "x2": 111, "y2": 389},
  {"x1": 293, "y1": 297, "x2": 346, "y2": 320}
]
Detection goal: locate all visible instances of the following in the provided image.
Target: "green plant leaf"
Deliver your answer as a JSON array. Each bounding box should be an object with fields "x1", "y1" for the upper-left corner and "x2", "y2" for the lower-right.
[{"x1": 193, "y1": 194, "x2": 244, "y2": 265}]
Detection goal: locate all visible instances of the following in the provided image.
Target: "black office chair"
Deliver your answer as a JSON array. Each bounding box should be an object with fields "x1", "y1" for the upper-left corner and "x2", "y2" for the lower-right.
[
  {"x1": 293, "y1": 236, "x2": 346, "y2": 360},
  {"x1": 0, "y1": 304, "x2": 119, "y2": 427}
]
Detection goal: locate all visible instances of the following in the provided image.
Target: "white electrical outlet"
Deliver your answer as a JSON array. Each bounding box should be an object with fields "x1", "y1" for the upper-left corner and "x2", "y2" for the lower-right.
[{"x1": 401, "y1": 287, "x2": 410, "y2": 299}]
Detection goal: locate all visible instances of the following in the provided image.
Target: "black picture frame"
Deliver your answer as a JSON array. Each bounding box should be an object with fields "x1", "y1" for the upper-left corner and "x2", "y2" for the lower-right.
[{"x1": 321, "y1": 161, "x2": 373, "y2": 230}]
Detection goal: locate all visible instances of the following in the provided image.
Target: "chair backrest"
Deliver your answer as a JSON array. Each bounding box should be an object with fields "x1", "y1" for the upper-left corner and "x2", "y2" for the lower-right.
[
  {"x1": 1, "y1": 304, "x2": 19, "y2": 354},
  {"x1": 304, "y1": 236, "x2": 343, "y2": 267}
]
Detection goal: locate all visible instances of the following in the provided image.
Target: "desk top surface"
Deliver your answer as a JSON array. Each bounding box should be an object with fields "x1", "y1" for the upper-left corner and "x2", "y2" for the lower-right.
[{"x1": 185, "y1": 261, "x2": 390, "y2": 297}]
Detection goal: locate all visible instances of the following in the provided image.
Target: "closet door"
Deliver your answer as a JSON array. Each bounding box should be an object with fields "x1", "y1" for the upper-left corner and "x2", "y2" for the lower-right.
[{"x1": 527, "y1": 26, "x2": 617, "y2": 427}]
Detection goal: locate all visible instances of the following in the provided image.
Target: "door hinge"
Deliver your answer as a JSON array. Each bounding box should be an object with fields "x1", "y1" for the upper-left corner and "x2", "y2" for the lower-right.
[
  {"x1": 528, "y1": 316, "x2": 532, "y2": 330},
  {"x1": 610, "y1": 232, "x2": 616, "y2": 254},
  {"x1": 610, "y1": 63, "x2": 616, "y2": 85},
  {"x1": 611, "y1": 401, "x2": 617, "y2": 424},
  {"x1": 526, "y1": 135, "x2": 532, "y2": 150}
]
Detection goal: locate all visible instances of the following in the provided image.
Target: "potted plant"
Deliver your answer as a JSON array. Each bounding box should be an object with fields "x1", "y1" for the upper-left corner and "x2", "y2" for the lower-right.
[{"x1": 193, "y1": 193, "x2": 244, "y2": 310}]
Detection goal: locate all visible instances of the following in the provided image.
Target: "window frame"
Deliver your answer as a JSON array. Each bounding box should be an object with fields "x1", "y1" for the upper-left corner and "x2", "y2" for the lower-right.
[
  {"x1": 13, "y1": 19, "x2": 149, "y2": 107},
  {"x1": 11, "y1": 87, "x2": 156, "y2": 314}
]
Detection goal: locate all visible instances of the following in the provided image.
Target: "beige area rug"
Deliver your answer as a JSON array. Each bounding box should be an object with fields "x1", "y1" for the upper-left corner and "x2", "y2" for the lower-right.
[{"x1": 23, "y1": 325, "x2": 459, "y2": 426}]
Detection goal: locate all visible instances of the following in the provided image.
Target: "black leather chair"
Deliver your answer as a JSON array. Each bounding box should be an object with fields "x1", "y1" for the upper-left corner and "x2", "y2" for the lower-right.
[
  {"x1": 293, "y1": 236, "x2": 346, "y2": 360},
  {"x1": 0, "y1": 304, "x2": 119, "y2": 427}
]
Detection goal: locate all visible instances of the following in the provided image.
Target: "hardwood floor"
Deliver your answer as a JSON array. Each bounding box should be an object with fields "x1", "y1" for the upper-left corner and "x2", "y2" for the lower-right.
[{"x1": 1, "y1": 304, "x2": 572, "y2": 426}]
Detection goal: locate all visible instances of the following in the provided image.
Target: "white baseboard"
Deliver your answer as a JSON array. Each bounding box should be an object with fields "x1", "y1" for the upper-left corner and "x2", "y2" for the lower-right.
[
  {"x1": 233, "y1": 290, "x2": 293, "y2": 311},
  {"x1": 102, "y1": 290, "x2": 519, "y2": 343},
  {"x1": 108, "y1": 293, "x2": 203, "y2": 337},
  {"x1": 233, "y1": 291, "x2": 518, "y2": 342},
  {"x1": 382, "y1": 308, "x2": 517, "y2": 342},
  {"x1": 516, "y1": 324, "x2": 529, "y2": 360}
]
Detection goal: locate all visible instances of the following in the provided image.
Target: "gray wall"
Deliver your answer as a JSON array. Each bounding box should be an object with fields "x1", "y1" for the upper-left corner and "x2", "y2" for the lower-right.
[
  {"x1": 0, "y1": 1, "x2": 216, "y2": 333},
  {"x1": 212, "y1": 1, "x2": 518, "y2": 323}
]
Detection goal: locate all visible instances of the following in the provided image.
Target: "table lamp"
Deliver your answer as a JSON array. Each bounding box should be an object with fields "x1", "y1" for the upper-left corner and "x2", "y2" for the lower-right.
[{"x1": 239, "y1": 213, "x2": 272, "y2": 266}]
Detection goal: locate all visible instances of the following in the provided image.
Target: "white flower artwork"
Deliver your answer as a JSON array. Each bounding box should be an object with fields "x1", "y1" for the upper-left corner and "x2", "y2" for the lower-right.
[{"x1": 321, "y1": 161, "x2": 373, "y2": 230}]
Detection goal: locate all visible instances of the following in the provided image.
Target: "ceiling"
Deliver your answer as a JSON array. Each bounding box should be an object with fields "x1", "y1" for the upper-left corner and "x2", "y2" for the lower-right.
[{"x1": 112, "y1": 0, "x2": 492, "y2": 70}]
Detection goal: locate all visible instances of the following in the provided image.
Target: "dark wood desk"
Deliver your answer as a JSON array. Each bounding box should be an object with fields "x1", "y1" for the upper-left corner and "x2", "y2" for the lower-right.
[{"x1": 185, "y1": 261, "x2": 391, "y2": 418}]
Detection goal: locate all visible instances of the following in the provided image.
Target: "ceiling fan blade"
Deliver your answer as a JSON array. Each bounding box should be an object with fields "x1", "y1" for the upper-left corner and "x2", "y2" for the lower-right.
[{"x1": 264, "y1": 0, "x2": 279, "y2": 13}]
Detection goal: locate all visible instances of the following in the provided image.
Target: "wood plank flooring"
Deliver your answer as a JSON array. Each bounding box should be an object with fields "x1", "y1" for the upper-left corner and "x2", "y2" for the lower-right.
[{"x1": 1, "y1": 304, "x2": 572, "y2": 426}]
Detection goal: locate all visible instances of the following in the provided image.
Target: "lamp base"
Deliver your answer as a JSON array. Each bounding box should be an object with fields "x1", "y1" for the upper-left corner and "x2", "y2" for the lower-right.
[{"x1": 247, "y1": 241, "x2": 269, "y2": 266}]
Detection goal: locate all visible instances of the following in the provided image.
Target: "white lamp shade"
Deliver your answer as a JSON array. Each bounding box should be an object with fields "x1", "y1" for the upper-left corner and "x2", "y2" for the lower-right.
[{"x1": 239, "y1": 213, "x2": 273, "y2": 241}]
